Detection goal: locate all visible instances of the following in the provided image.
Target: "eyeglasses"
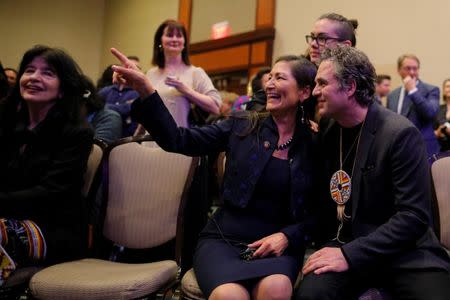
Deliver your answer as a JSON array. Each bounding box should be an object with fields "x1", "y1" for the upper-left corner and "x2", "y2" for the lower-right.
[
  {"x1": 305, "y1": 35, "x2": 343, "y2": 46},
  {"x1": 400, "y1": 66, "x2": 419, "y2": 72}
]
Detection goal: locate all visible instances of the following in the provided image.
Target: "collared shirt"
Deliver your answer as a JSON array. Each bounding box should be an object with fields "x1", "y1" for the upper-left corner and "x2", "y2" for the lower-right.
[{"x1": 397, "y1": 80, "x2": 419, "y2": 114}]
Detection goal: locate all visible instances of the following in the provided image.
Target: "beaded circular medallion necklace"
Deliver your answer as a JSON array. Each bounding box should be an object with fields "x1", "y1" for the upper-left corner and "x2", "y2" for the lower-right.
[{"x1": 329, "y1": 120, "x2": 365, "y2": 223}]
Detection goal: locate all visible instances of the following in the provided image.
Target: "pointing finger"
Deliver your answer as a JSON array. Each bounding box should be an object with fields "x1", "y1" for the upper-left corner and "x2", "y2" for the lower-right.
[
  {"x1": 111, "y1": 48, "x2": 129, "y2": 65},
  {"x1": 111, "y1": 65, "x2": 130, "y2": 75}
]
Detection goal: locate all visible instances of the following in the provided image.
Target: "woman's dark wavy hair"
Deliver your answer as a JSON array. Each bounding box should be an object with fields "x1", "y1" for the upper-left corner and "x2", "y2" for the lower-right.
[
  {"x1": 96, "y1": 64, "x2": 113, "y2": 90},
  {"x1": 241, "y1": 55, "x2": 317, "y2": 135},
  {"x1": 151, "y1": 19, "x2": 191, "y2": 68},
  {"x1": 4, "y1": 45, "x2": 86, "y2": 125},
  {"x1": 81, "y1": 75, "x2": 104, "y2": 114},
  {"x1": 275, "y1": 55, "x2": 317, "y2": 121}
]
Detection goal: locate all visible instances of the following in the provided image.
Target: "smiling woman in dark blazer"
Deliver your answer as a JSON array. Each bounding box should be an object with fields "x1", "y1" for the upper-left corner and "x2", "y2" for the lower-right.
[
  {"x1": 110, "y1": 48, "x2": 318, "y2": 300},
  {"x1": 0, "y1": 46, "x2": 93, "y2": 276}
]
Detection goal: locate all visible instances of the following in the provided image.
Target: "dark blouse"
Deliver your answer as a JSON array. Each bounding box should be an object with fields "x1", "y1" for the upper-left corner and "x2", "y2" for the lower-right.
[
  {"x1": 0, "y1": 102, "x2": 93, "y2": 263},
  {"x1": 206, "y1": 156, "x2": 291, "y2": 244}
]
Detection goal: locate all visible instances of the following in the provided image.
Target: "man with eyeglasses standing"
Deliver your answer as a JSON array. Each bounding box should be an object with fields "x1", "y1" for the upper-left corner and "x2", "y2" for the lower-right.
[
  {"x1": 305, "y1": 13, "x2": 358, "y2": 66},
  {"x1": 387, "y1": 54, "x2": 440, "y2": 158}
]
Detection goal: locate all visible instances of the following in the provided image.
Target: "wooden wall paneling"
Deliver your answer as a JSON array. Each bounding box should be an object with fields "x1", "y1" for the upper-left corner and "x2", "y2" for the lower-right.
[
  {"x1": 256, "y1": 0, "x2": 275, "y2": 29},
  {"x1": 250, "y1": 41, "x2": 267, "y2": 65},
  {"x1": 190, "y1": 45, "x2": 250, "y2": 75},
  {"x1": 178, "y1": 0, "x2": 192, "y2": 34},
  {"x1": 249, "y1": 67, "x2": 262, "y2": 79},
  {"x1": 179, "y1": 0, "x2": 275, "y2": 88},
  {"x1": 189, "y1": 27, "x2": 274, "y2": 75},
  {"x1": 190, "y1": 27, "x2": 274, "y2": 53}
]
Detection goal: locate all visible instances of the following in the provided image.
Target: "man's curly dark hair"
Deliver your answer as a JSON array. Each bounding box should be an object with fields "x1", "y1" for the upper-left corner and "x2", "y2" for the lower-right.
[{"x1": 319, "y1": 45, "x2": 376, "y2": 106}]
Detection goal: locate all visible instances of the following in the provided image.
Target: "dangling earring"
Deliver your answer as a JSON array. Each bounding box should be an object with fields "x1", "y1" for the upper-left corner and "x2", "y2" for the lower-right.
[
  {"x1": 158, "y1": 44, "x2": 163, "y2": 52},
  {"x1": 299, "y1": 104, "x2": 305, "y2": 124}
]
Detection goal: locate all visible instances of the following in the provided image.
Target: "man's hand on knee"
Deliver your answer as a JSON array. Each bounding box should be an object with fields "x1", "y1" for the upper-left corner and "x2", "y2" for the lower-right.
[{"x1": 302, "y1": 247, "x2": 349, "y2": 275}]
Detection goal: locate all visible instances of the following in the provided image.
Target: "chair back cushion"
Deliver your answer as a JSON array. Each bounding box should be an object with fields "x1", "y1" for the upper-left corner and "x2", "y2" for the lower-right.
[
  {"x1": 141, "y1": 140, "x2": 160, "y2": 148},
  {"x1": 431, "y1": 156, "x2": 450, "y2": 248},
  {"x1": 81, "y1": 144, "x2": 103, "y2": 198},
  {"x1": 103, "y1": 142, "x2": 193, "y2": 249}
]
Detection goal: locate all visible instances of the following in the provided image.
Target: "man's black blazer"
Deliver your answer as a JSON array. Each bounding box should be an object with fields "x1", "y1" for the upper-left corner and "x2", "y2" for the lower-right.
[{"x1": 318, "y1": 102, "x2": 450, "y2": 273}]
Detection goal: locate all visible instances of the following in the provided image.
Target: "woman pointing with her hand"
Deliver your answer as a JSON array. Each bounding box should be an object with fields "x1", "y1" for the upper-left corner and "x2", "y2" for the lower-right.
[{"x1": 111, "y1": 47, "x2": 318, "y2": 300}]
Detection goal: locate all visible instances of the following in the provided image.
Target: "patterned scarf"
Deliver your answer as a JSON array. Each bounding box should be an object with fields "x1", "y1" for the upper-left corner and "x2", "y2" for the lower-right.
[{"x1": 0, "y1": 219, "x2": 46, "y2": 286}]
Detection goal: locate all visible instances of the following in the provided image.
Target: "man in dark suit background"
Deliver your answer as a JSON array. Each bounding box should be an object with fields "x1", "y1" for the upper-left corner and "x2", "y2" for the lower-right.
[
  {"x1": 387, "y1": 54, "x2": 440, "y2": 157},
  {"x1": 296, "y1": 45, "x2": 450, "y2": 300},
  {"x1": 375, "y1": 74, "x2": 391, "y2": 105}
]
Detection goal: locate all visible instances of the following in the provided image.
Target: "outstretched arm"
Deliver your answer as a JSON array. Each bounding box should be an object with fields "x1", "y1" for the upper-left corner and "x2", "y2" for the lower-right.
[
  {"x1": 110, "y1": 48, "x2": 155, "y2": 98},
  {"x1": 110, "y1": 48, "x2": 230, "y2": 156}
]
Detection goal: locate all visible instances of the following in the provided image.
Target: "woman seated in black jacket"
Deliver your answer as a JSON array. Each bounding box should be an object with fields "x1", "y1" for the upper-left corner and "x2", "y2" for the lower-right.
[
  {"x1": 0, "y1": 45, "x2": 93, "y2": 285},
  {"x1": 110, "y1": 48, "x2": 318, "y2": 300}
]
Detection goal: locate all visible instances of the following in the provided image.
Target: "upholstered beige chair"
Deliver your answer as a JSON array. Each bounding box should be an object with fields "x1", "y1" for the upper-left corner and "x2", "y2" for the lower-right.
[
  {"x1": 82, "y1": 142, "x2": 104, "y2": 199},
  {"x1": 180, "y1": 153, "x2": 227, "y2": 300},
  {"x1": 84, "y1": 141, "x2": 105, "y2": 250},
  {"x1": 179, "y1": 153, "x2": 228, "y2": 300},
  {"x1": 431, "y1": 155, "x2": 450, "y2": 250},
  {"x1": 30, "y1": 136, "x2": 198, "y2": 300},
  {"x1": 181, "y1": 268, "x2": 205, "y2": 300}
]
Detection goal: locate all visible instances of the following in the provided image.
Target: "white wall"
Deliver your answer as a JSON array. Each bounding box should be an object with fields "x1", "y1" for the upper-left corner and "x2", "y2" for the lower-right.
[
  {"x1": 0, "y1": 0, "x2": 105, "y2": 81},
  {"x1": 274, "y1": 0, "x2": 450, "y2": 94},
  {"x1": 0, "y1": 0, "x2": 178, "y2": 80},
  {"x1": 100, "y1": 0, "x2": 179, "y2": 73},
  {"x1": 3, "y1": 0, "x2": 450, "y2": 92}
]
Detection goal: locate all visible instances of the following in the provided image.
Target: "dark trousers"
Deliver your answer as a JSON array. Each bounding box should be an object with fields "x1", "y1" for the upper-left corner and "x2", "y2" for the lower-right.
[{"x1": 296, "y1": 268, "x2": 450, "y2": 300}]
